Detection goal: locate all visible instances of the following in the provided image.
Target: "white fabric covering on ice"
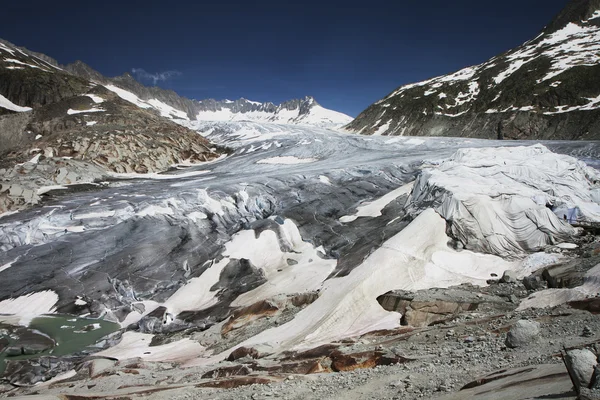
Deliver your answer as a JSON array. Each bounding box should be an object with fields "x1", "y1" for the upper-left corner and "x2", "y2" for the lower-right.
[
  {"x1": 185, "y1": 209, "x2": 518, "y2": 366},
  {"x1": 408, "y1": 144, "x2": 600, "y2": 258},
  {"x1": 0, "y1": 290, "x2": 58, "y2": 325}
]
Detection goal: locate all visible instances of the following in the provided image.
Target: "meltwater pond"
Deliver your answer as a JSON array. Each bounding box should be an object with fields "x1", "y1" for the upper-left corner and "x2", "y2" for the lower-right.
[{"x1": 0, "y1": 315, "x2": 120, "y2": 375}]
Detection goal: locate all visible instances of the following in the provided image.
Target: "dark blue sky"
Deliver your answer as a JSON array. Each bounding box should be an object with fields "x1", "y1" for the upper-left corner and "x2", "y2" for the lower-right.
[{"x1": 2, "y1": 0, "x2": 568, "y2": 116}]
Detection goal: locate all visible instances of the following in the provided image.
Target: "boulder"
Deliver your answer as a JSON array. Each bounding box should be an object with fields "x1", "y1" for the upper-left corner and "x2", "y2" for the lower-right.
[
  {"x1": 542, "y1": 264, "x2": 586, "y2": 288},
  {"x1": 569, "y1": 298, "x2": 600, "y2": 314},
  {"x1": 78, "y1": 357, "x2": 117, "y2": 378},
  {"x1": 227, "y1": 346, "x2": 263, "y2": 362},
  {"x1": 500, "y1": 270, "x2": 518, "y2": 284},
  {"x1": 505, "y1": 320, "x2": 541, "y2": 348},
  {"x1": 377, "y1": 288, "x2": 508, "y2": 327},
  {"x1": 403, "y1": 301, "x2": 469, "y2": 327},
  {"x1": 201, "y1": 365, "x2": 252, "y2": 379},
  {"x1": 329, "y1": 349, "x2": 413, "y2": 372},
  {"x1": 566, "y1": 349, "x2": 598, "y2": 388}
]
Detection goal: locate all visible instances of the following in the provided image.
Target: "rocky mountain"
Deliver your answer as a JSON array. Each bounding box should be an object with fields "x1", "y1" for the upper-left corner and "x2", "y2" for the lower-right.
[
  {"x1": 0, "y1": 39, "x2": 224, "y2": 212},
  {"x1": 346, "y1": 0, "x2": 600, "y2": 140},
  {"x1": 0, "y1": 40, "x2": 90, "y2": 111},
  {"x1": 63, "y1": 62, "x2": 353, "y2": 129}
]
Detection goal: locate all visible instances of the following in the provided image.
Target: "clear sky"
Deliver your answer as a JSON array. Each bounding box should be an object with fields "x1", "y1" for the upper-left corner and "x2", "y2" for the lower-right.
[{"x1": 2, "y1": 0, "x2": 569, "y2": 116}]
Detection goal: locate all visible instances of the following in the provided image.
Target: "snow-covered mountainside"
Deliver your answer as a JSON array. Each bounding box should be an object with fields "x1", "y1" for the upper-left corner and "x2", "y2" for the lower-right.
[
  {"x1": 63, "y1": 61, "x2": 352, "y2": 129},
  {"x1": 346, "y1": 0, "x2": 600, "y2": 140},
  {"x1": 191, "y1": 97, "x2": 353, "y2": 128}
]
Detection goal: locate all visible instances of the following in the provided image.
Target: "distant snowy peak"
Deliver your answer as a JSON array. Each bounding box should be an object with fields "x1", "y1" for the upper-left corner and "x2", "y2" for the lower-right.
[
  {"x1": 61, "y1": 60, "x2": 352, "y2": 129},
  {"x1": 0, "y1": 39, "x2": 352, "y2": 129},
  {"x1": 193, "y1": 96, "x2": 353, "y2": 128},
  {"x1": 346, "y1": 0, "x2": 600, "y2": 140}
]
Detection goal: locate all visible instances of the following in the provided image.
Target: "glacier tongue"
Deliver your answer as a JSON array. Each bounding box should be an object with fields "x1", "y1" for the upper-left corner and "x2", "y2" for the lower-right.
[
  {"x1": 408, "y1": 144, "x2": 600, "y2": 258},
  {"x1": 1, "y1": 122, "x2": 600, "y2": 369}
]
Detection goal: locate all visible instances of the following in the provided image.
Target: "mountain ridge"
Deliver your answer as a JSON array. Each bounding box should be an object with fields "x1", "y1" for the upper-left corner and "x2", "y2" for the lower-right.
[
  {"x1": 346, "y1": 0, "x2": 600, "y2": 140},
  {"x1": 62, "y1": 60, "x2": 352, "y2": 128}
]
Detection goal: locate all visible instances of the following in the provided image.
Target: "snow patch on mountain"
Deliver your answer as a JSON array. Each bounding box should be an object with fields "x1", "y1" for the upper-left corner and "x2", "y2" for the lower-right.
[
  {"x1": 67, "y1": 107, "x2": 104, "y2": 115},
  {"x1": 0, "y1": 93, "x2": 32, "y2": 112}
]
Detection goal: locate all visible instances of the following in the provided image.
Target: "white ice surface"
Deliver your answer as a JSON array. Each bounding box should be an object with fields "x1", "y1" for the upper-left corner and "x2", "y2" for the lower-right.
[
  {"x1": 156, "y1": 218, "x2": 335, "y2": 327},
  {"x1": 228, "y1": 219, "x2": 336, "y2": 307},
  {"x1": 118, "y1": 300, "x2": 161, "y2": 328},
  {"x1": 98, "y1": 331, "x2": 206, "y2": 362},
  {"x1": 163, "y1": 259, "x2": 230, "y2": 315},
  {"x1": 319, "y1": 175, "x2": 332, "y2": 185},
  {"x1": 109, "y1": 170, "x2": 211, "y2": 180}
]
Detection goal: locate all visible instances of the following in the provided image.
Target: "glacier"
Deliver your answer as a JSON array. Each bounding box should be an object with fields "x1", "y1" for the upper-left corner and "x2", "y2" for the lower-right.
[{"x1": 1, "y1": 122, "x2": 600, "y2": 369}]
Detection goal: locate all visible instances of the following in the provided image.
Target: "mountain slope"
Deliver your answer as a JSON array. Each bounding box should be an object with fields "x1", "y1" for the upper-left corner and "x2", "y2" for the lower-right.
[
  {"x1": 64, "y1": 62, "x2": 353, "y2": 129},
  {"x1": 0, "y1": 40, "x2": 224, "y2": 212},
  {"x1": 0, "y1": 40, "x2": 90, "y2": 112},
  {"x1": 346, "y1": 0, "x2": 600, "y2": 140}
]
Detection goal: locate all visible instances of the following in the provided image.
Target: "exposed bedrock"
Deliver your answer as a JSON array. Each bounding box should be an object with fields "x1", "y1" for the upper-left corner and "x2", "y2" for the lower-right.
[{"x1": 377, "y1": 287, "x2": 513, "y2": 327}]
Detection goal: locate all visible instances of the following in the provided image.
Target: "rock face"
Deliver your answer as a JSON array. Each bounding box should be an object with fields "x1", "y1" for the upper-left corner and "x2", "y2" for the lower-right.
[
  {"x1": 505, "y1": 320, "x2": 541, "y2": 348},
  {"x1": 0, "y1": 40, "x2": 90, "y2": 111},
  {"x1": 346, "y1": 0, "x2": 600, "y2": 140}
]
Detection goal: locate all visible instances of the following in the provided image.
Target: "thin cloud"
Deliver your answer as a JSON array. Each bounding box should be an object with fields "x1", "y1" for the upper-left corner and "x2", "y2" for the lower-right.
[{"x1": 131, "y1": 68, "x2": 181, "y2": 84}]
